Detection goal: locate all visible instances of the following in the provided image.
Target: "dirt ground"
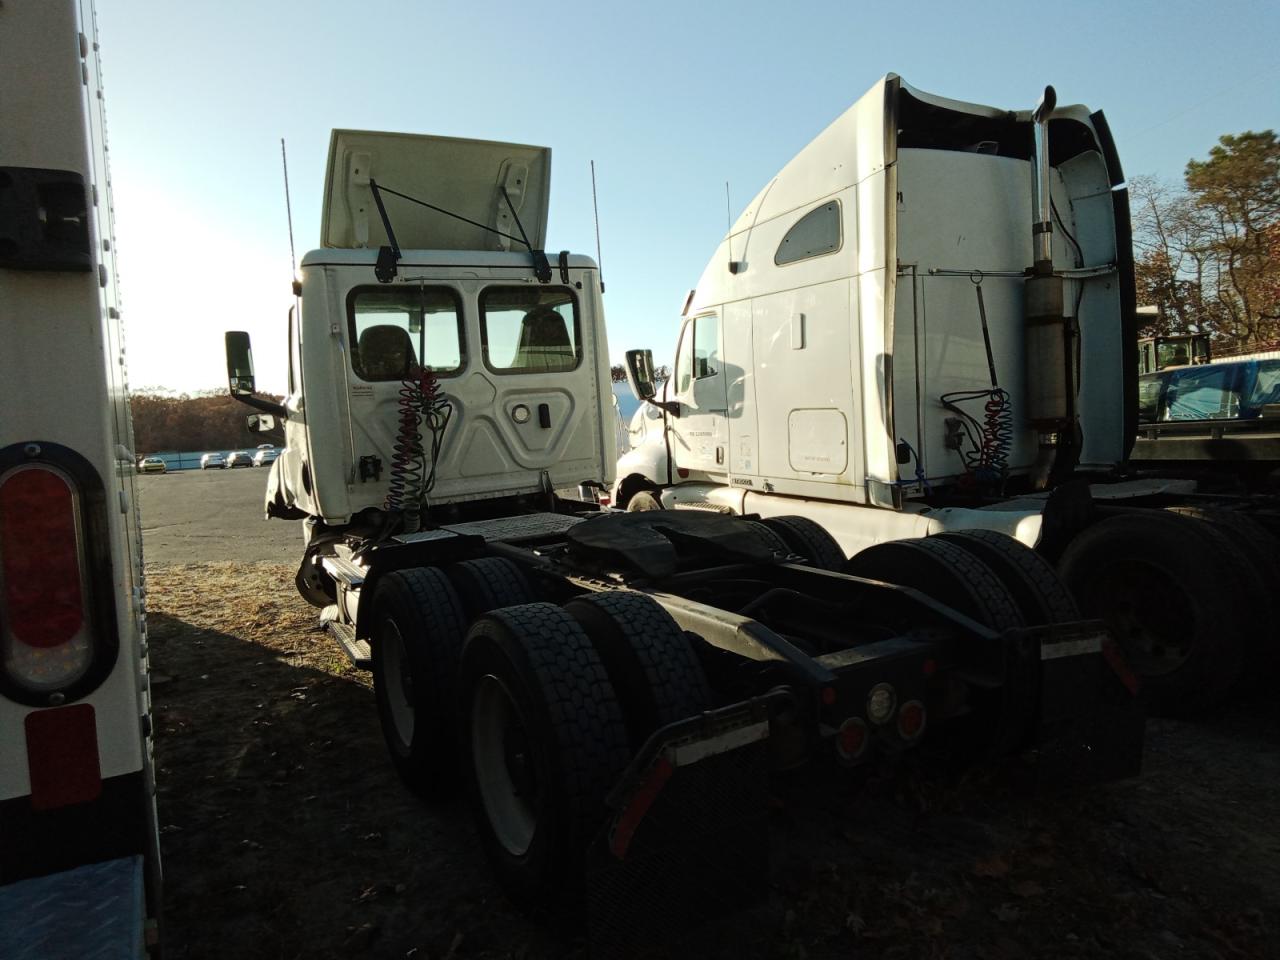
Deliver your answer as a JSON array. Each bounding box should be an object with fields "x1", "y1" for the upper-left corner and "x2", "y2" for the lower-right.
[{"x1": 139, "y1": 473, "x2": 1280, "y2": 960}]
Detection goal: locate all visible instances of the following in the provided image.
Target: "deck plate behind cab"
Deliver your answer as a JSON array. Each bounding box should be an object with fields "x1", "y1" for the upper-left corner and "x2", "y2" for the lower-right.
[{"x1": 567, "y1": 511, "x2": 774, "y2": 577}]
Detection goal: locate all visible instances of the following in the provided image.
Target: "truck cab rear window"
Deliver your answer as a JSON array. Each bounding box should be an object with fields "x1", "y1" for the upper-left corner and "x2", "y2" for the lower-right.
[
  {"x1": 348, "y1": 286, "x2": 464, "y2": 381},
  {"x1": 479, "y1": 288, "x2": 580, "y2": 374}
]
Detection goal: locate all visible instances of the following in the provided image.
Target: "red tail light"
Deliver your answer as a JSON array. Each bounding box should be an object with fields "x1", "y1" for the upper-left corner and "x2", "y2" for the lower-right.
[
  {"x1": 1, "y1": 464, "x2": 94, "y2": 694},
  {"x1": 897, "y1": 700, "x2": 927, "y2": 741},
  {"x1": 835, "y1": 717, "x2": 869, "y2": 762}
]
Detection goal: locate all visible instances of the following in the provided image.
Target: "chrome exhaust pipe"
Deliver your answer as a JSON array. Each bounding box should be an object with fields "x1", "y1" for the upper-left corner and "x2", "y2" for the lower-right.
[
  {"x1": 1024, "y1": 84, "x2": 1071, "y2": 450},
  {"x1": 1031, "y1": 85, "x2": 1057, "y2": 268}
]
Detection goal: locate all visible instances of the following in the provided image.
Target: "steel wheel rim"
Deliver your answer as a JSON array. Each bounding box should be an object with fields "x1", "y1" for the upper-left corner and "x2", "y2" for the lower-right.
[
  {"x1": 1091, "y1": 560, "x2": 1196, "y2": 676},
  {"x1": 472, "y1": 674, "x2": 538, "y2": 857},
  {"x1": 381, "y1": 621, "x2": 415, "y2": 745}
]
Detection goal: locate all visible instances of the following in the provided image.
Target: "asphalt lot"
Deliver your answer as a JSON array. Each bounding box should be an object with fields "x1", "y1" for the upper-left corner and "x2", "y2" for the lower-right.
[{"x1": 137, "y1": 466, "x2": 303, "y2": 565}]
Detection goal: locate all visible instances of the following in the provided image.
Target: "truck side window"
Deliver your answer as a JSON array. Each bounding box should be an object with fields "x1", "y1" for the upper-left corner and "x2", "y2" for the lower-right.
[
  {"x1": 675, "y1": 323, "x2": 693, "y2": 395},
  {"x1": 693, "y1": 315, "x2": 719, "y2": 380},
  {"x1": 775, "y1": 200, "x2": 841, "y2": 266},
  {"x1": 347, "y1": 286, "x2": 464, "y2": 382},
  {"x1": 479, "y1": 287, "x2": 580, "y2": 374}
]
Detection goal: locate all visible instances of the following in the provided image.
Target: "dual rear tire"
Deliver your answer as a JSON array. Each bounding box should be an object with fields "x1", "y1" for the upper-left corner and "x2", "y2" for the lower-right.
[{"x1": 371, "y1": 556, "x2": 709, "y2": 910}]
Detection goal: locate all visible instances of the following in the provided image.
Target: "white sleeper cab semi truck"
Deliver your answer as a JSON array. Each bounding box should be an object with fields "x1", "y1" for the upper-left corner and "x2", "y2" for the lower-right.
[
  {"x1": 0, "y1": 1, "x2": 161, "y2": 957},
  {"x1": 616, "y1": 75, "x2": 1280, "y2": 717},
  {"x1": 226, "y1": 127, "x2": 1140, "y2": 942}
]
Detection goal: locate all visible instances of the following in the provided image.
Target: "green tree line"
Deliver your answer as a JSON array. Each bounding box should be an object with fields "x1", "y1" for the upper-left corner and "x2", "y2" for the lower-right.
[{"x1": 132, "y1": 390, "x2": 285, "y2": 455}]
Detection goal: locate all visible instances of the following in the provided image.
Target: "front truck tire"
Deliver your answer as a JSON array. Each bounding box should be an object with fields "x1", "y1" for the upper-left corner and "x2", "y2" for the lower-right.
[
  {"x1": 370, "y1": 568, "x2": 468, "y2": 798},
  {"x1": 459, "y1": 603, "x2": 631, "y2": 911},
  {"x1": 1057, "y1": 512, "x2": 1248, "y2": 716}
]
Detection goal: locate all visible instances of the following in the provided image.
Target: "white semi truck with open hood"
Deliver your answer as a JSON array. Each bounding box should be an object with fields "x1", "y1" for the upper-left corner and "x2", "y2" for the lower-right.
[
  {"x1": 226, "y1": 124, "x2": 1140, "y2": 942},
  {"x1": 616, "y1": 75, "x2": 1280, "y2": 716}
]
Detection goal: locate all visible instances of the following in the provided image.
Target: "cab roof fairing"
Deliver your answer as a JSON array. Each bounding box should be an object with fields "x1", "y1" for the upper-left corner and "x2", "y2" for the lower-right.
[{"x1": 684, "y1": 75, "x2": 1105, "y2": 317}]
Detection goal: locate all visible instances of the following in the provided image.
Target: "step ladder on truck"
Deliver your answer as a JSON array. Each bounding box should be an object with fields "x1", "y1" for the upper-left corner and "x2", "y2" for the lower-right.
[
  {"x1": 224, "y1": 126, "x2": 1142, "y2": 944},
  {"x1": 0, "y1": 1, "x2": 162, "y2": 957},
  {"x1": 615, "y1": 76, "x2": 1280, "y2": 719}
]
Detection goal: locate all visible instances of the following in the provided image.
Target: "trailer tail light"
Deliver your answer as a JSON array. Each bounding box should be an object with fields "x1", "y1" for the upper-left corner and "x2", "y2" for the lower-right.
[
  {"x1": 0, "y1": 464, "x2": 94, "y2": 696},
  {"x1": 897, "y1": 700, "x2": 927, "y2": 741},
  {"x1": 835, "y1": 717, "x2": 869, "y2": 762}
]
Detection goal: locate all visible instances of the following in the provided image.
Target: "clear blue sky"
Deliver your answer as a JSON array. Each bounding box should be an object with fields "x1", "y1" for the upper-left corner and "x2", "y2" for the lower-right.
[{"x1": 97, "y1": 0, "x2": 1279, "y2": 395}]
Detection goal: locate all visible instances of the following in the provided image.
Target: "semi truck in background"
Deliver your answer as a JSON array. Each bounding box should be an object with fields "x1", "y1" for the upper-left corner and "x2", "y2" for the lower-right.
[
  {"x1": 615, "y1": 75, "x2": 1280, "y2": 717},
  {"x1": 0, "y1": 1, "x2": 161, "y2": 957},
  {"x1": 225, "y1": 126, "x2": 1139, "y2": 938}
]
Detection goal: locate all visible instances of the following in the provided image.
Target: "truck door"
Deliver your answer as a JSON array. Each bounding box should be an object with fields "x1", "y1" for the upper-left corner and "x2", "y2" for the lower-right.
[{"x1": 670, "y1": 312, "x2": 729, "y2": 476}]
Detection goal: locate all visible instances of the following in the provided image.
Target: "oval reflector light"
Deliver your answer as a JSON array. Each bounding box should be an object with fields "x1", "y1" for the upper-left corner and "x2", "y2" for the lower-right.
[{"x1": 0, "y1": 465, "x2": 93, "y2": 691}]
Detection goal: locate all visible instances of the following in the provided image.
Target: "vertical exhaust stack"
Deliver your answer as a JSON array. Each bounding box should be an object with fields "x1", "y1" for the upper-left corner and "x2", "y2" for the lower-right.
[{"x1": 1024, "y1": 86, "x2": 1074, "y2": 479}]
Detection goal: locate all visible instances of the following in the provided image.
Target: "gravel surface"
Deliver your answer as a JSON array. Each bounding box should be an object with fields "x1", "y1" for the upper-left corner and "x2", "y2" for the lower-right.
[{"x1": 138, "y1": 473, "x2": 1280, "y2": 960}]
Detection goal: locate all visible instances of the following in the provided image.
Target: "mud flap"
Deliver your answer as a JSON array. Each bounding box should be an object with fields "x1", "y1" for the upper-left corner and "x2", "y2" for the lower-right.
[
  {"x1": 1030, "y1": 620, "x2": 1144, "y2": 788},
  {"x1": 584, "y1": 691, "x2": 788, "y2": 958}
]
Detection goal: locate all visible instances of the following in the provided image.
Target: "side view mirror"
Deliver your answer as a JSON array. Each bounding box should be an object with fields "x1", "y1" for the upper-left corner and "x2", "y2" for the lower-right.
[
  {"x1": 625, "y1": 348, "x2": 680, "y2": 418},
  {"x1": 225, "y1": 330, "x2": 287, "y2": 418},
  {"x1": 246, "y1": 413, "x2": 276, "y2": 434},
  {"x1": 625, "y1": 349, "x2": 657, "y2": 402},
  {"x1": 226, "y1": 331, "x2": 256, "y2": 396}
]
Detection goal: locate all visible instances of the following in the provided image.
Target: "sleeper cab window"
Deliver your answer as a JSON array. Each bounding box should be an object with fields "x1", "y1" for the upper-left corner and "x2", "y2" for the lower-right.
[
  {"x1": 775, "y1": 200, "x2": 841, "y2": 266},
  {"x1": 348, "y1": 286, "x2": 465, "y2": 382},
  {"x1": 479, "y1": 287, "x2": 581, "y2": 374}
]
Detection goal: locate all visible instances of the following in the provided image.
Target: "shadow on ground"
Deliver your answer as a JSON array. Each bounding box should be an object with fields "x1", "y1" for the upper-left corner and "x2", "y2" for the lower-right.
[{"x1": 146, "y1": 563, "x2": 1279, "y2": 960}]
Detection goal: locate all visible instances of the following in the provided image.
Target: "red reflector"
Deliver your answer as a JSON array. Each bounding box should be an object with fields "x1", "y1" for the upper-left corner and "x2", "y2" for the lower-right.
[
  {"x1": 25, "y1": 704, "x2": 102, "y2": 810},
  {"x1": 835, "y1": 717, "x2": 869, "y2": 761},
  {"x1": 1, "y1": 467, "x2": 85, "y2": 648},
  {"x1": 610, "y1": 756, "x2": 674, "y2": 859},
  {"x1": 922, "y1": 658, "x2": 938, "y2": 677},
  {"x1": 1101, "y1": 638, "x2": 1141, "y2": 696},
  {"x1": 820, "y1": 686, "x2": 837, "y2": 706},
  {"x1": 676, "y1": 468, "x2": 689, "y2": 479},
  {"x1": 897, "y1": 700, "x2": 927, "y2": 740}
]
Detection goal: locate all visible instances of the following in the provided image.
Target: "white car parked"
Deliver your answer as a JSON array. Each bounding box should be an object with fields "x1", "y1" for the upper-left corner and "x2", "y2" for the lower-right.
[
  {"x1": 200, "y1": 452, "x2": 227, "y2": 469},
  {"x1": 253, "y1": 447, "x2": 280, "y2": 467}
]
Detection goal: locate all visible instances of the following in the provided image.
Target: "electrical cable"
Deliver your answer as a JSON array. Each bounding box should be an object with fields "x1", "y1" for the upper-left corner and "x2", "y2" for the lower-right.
[{"x1": 1051, "y1": 197, "x2": 1083, "y2": 268}]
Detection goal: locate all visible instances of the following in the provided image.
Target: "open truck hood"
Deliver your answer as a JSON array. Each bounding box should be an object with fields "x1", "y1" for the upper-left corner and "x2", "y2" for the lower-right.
[{"x1": 321, "y1": 130, "x2": 551, "y2": 252}]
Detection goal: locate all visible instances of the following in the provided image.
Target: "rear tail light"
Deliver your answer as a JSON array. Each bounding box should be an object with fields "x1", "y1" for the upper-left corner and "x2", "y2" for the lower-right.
[
  {"x1": 835, "y1": 717, "x2": 869, "y2": 762},
  {"x1": 1, "y1": 462, "x2": 95, "y2": 699},
  {"x1": 897, "y1": 700, "x2": 927, "y2": 741}
]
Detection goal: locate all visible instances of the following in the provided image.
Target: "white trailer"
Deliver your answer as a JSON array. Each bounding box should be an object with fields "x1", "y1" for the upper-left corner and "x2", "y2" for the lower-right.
[
  {"x1": 0, "y1": 1, "x2": 161, "y2": 957},
  {"x1": 226, "y1": 123, "x2": 1139, "y2": 944},
  {"x1": 616, "y1": 75, "x2": 1280, "y2": 716}
]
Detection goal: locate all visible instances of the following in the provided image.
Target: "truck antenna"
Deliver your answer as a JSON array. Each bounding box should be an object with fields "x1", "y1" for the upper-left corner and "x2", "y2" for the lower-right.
[
  {"x1": 281, "y1": 138, "x2": 297, "y2": 279},
  {"x1": 725, "y1": 181, "x2": 732, "y2": 267},
  {"x1": 591, "y1": 160, "x2": 604, "y2": 293}
]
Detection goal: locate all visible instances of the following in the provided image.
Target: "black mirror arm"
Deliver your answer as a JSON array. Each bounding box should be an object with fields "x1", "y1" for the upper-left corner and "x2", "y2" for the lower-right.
[
  {"x1": 232, "y1": 392, "x2": 287, "y2": 419},
  {"x1": 647, "y1": 398, "x2": 681, "y2": 417}
]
